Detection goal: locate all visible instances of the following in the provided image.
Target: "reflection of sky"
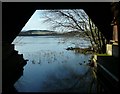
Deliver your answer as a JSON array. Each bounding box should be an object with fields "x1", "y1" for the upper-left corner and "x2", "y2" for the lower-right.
[
  {"x1": 13, "y1": 36, "x2": 93, "y2": 92},
  {"x1": 22, "y1": 10, "x2": 50, "y2": 31}
]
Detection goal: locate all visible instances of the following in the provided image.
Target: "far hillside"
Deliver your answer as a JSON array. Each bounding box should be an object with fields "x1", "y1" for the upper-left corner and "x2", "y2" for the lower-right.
[
  {"x1": 19, "y1": 30, "x2": 89, "y2": 38},
  {"x1": 19, "y1": 30, "x2": 58, "y2": 36}
]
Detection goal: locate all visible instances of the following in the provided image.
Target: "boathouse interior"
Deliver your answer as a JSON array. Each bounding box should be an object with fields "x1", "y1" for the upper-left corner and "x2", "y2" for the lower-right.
[{"x1": 2, "y1": 2, "x2": 119, "y2": 93}]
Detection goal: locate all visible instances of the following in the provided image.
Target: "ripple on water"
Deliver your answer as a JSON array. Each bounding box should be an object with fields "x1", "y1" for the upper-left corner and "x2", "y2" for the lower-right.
[{"x1": 13, "y1": 36, "x2": 94, "y2": 92}]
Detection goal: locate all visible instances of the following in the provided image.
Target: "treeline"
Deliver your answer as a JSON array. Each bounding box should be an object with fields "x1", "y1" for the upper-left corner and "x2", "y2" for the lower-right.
[{"x1": 18, "y1": 30, "x2": 89, "y2": 38}]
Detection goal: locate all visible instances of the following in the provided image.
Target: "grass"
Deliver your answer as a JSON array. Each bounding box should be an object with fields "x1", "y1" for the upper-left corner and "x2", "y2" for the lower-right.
[
  {"x1": 66, "y1": 47, "x2": 94, "y2": 54},
  {"x1": 96, "y1": 53, "x2": 112, "y2": 56}
]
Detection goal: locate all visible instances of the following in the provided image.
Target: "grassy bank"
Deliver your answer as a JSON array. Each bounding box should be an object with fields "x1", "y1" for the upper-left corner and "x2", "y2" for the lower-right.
[{"x1": 66, "y1": 47, "x2": 94, "y2": 54}]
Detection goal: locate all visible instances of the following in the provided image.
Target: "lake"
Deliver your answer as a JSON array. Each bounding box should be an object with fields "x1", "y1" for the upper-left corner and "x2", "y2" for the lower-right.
[{"x1": 12, "y1": 36, "x2": 96, "y2": 93}]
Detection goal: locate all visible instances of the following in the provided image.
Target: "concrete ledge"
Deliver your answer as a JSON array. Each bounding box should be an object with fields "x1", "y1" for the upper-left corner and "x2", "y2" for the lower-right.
[{"x1": 106, "y1": 44, "x2": 112, "y2": 55}]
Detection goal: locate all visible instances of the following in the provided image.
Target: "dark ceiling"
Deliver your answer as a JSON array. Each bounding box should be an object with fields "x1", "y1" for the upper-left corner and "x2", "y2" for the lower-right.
[{"x1": 2, "y1": 2, "x2": 113, "y2": 43}]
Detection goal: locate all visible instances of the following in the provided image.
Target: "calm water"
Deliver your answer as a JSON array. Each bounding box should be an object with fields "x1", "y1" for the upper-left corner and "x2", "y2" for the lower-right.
[{"x1": 12, "y1": 36, "x2": 96, "y2": 93}]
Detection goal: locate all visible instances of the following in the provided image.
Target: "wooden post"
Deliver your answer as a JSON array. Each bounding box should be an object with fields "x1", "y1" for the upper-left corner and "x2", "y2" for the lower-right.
[
  {"x1": 111, "y1": 3, "x2": 119, "y2": 43},
  {"x1": 112, "y1": 18, "x2": 118, "y2": 42}
]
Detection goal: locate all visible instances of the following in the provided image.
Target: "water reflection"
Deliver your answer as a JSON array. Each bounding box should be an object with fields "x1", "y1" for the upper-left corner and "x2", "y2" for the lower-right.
[{"x1": 12, "y1": 36, "x2": 96, "y2": 93}]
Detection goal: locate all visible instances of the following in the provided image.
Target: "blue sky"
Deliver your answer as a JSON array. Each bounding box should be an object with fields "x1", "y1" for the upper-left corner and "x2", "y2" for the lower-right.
[
  {"x1": 21, "y1": 9, "x2": 88, "y2": 32},
  {"x1": 22, "y1": 10, "x2": 50, "y2": 31}
]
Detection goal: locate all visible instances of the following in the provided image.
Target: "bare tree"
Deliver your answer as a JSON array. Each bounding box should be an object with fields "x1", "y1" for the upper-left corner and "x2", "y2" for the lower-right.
[{"x1": 41, "y1": 9, "x2": 107, "y2": 53}]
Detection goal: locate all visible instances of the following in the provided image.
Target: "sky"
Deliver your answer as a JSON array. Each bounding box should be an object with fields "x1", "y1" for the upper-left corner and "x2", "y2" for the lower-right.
[
  {"x1": 22, "y1": 10, "x2": 50, "y2": 31},
  {"x1": 21, "y1": 9, "x2": 87, "y2": 32}
]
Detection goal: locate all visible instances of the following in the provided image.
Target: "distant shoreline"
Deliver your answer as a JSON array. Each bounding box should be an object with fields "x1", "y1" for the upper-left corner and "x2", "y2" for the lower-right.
[
  {"x1": 18, "y1": 34, "x2": 64, "y2": 36},
  {"x1": 18, "y1": 30, "x2": 89, "y2": 39}
]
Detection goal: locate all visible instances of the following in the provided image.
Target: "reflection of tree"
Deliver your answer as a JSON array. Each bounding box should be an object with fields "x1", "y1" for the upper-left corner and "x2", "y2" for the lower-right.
[
  {"x1": 41, "y1": 64, "x2": 94, "y2": 92},
  {"x1": 41, "y1": 9, "x2": 107, "y2": 53}
]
